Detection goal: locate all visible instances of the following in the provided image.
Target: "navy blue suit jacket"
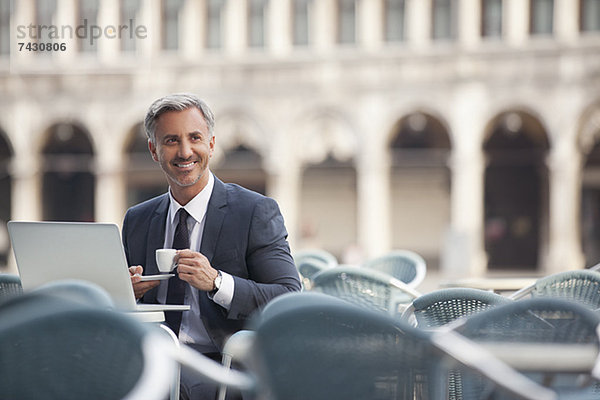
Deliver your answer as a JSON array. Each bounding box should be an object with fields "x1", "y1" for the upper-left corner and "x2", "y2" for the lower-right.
[{"x1": 122, "y1": 176, "x2": 301, "y2": 349}]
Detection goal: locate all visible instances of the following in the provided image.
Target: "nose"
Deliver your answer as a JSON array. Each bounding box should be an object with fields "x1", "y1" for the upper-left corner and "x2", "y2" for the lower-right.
[{"x1": 177, "y1": 138, "x2": 193, "y2": 159}]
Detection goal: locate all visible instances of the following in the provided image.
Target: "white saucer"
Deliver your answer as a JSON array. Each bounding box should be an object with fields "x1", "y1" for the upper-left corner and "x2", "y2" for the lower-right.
[{"x1": 139, "y1": 274, "x2": 174, "y2": 281}]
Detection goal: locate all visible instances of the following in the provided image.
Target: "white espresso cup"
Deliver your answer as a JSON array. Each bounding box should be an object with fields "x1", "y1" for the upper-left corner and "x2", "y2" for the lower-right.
[{"x1": 156, "y1": 249, "x2": 178, "y2": 273}]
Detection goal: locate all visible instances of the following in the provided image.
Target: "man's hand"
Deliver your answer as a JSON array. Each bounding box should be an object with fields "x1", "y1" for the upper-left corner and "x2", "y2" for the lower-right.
[
  {"x1": 129, "y1": 265, "x2": 160, "y2": 299},
  {"x1": 175, "y1": 249, "x2": 219, "y2": 292}
]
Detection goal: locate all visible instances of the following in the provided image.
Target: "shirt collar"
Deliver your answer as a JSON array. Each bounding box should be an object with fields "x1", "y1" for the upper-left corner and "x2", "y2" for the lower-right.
[{"x1": 168, "y1": 172, "x2": 215, "y2": 225}]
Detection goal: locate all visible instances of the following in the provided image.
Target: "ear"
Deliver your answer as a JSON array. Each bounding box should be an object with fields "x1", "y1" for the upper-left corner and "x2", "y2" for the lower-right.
[
  {"x1": 208, "y1": 135, "x2": 215, "y2": 158},
  {"x1": 148, "y1": 139, "x2": 159, "y2": 162}
]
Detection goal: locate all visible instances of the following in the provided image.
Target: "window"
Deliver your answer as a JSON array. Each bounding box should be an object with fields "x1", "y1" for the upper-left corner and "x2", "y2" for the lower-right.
[
  {"x1": 338, "y1": 0, "x2": 356, "y2": 44},
  {"x1": 293, "y1": 0, "x2": 311, "y2": 46},
  {"x1": 530, "y1": 0, "x2": 553, "y2": 35},
  {"x1": 78, "y1": 0, "x2": 99, "y2": 53},
  {"x1": 162, "y1": 0, "x2": 184, "y2": 50},
  {"x1": 432, "y1": 0, "x2": 457, "y2": 40},
  {"x1": 481, "y1": 0, "x2": 503, "y2": 38},
  {"x1": 0, "y1": 0, "x2": 10, "y2": 55},
  {"x1": 120, "y1": 0, "x2": 140, "y2": 51},
  {"x1": 35, "y1": 0, "x2": 56, "y2": 44},
  {"x1": 206, "y1": 0, "x2": 224, "y2": 49},
  {"x1": 581, "y1": 0, "x2": 600, "y2": 32},
  {"x1": 385, "y1": 0, "x2": 406, "y2": 42},
  {"x1": 248, "y1": 0, "x2": 267, "y2": 48}
]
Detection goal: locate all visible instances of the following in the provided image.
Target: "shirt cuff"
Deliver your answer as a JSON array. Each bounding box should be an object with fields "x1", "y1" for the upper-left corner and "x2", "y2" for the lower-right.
[{"x1": 209, "y1": 270, "x2": 234, "y2": 310}]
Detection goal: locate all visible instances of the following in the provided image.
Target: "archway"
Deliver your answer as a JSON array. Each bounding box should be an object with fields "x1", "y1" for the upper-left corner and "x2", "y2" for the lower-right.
[
  {"x1": 388, "y1": 112, "x2": 451, "y2": 270},
  {"x1": 42, "y1": 123, "x2": 95, "y2": 222},
  {"x1": 579, "y1": 102, "x2": 600, "y2": 267},
  {"x1": 0, "y1": 129, "x2": 12, "y2": 267},
  {"x1": 212, "y1": 144, "x2": 267, "y2": 195},
  {"x1": 123, "y1": 122, "x2": 167, "y2": 207},
  {"x1": 483, "y1": 111, "x2": 549, "y2": 270}
]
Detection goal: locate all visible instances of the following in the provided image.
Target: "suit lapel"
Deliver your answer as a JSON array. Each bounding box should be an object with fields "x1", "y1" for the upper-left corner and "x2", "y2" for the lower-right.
[
  {"x1": 201, "y1": 177, "x2": 227, "y2": 263},
  {"x1": 146, "y1": 194, "x2": 169, "y2": 274}
]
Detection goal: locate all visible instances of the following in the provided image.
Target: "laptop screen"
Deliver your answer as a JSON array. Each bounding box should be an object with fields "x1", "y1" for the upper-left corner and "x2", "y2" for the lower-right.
[{"x1": 7, "y1": 221, "x2": 138, "y2": 310}]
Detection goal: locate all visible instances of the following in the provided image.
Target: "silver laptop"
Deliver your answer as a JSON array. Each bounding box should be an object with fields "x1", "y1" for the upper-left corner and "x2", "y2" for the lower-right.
[{"x1": 7, "y1": 221, "x2": 189, "y2": 313}]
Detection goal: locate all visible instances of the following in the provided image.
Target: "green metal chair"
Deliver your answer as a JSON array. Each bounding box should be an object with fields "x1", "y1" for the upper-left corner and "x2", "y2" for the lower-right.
[
  {"x1": 249, "y1": 293, "x2": 555, "y2": 400},
  {"x1": 452, "y1": 298, "x2": 600, "y2": 399},
  {"x1": 293, "y1": 249, "x2": 338, "y2": 289},
  {"x1": 362, "y1": 249, "x2": 427, "y2": 288},
  {"x1": 510, "y1": 270, "x2": 600, "y2": 310},
  {"x1": 293, "y1": 248, "x2": 338, "y2": 269},
  {"x1": 0, "y1": 291, "x2": 253, "y2": 400},
  {"x1": 32, "y1": 279, "x2": 115, "y2": 309},
  {"x1": 0, "y1": 273, "x2": 23, "y2": 302},
  {"x1": 402, "y1": 287, "x2": 511, "y2": 329},
  {"x1": 0, "y1": 292, "x2": 174, "y2": 400},
  {"x1": 310, "y1": 265, "x2": 421, "y2": 316}
]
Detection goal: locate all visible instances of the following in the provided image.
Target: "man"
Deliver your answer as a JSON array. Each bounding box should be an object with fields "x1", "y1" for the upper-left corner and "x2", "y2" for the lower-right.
[{"x1": 122, "y1": 93, "x2": 301, "y2": 399}]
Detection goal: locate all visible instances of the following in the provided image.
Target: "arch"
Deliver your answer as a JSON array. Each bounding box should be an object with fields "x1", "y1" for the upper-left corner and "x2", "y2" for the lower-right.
[
  {"x1": 295, "y1": 106, "x2": 358, "y2": 260},
  {"x1": 292, "y1": 106, "x2": 357, "y2": 165},
  {"x1": 483, "y1": 110, "x2": 550, "y2": 270},
  {"x1": 123, "y1": 122, "x2": 167, "y2": 206},
  {"x1": 214, "y1": 109, "x2": 268, "y2": 162},
  {"x1": 578, "y1": 100, "x2": 600, "y2": 266},
  {"x1": 40, "y1": 122, "x2": 95, "y2": 222},
  {"x1": 387, "y1": 111, "x2": 452, "y2": 269},
  {"x1": 213, "y1": 110, "x2": 268, "y2": 195},
  {"x1": 0, "y1": 127, "x2": 13, "y2": 268}
]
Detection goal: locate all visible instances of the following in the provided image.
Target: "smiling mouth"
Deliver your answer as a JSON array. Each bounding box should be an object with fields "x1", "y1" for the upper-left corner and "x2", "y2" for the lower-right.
[{"x1": 174, "y1": 161, "x2": 197, "y2": 168}]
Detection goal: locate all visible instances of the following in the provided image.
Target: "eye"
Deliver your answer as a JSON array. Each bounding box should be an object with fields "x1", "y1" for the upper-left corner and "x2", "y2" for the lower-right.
[{"x1": 164, "y1": 137, "x2": 177, "y2": 144}]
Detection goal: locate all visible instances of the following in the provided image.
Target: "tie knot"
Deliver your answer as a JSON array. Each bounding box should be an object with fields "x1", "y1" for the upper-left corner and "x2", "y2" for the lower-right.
[{"x1": 178, "y1": 208, "x2": 189, "y2": 225}]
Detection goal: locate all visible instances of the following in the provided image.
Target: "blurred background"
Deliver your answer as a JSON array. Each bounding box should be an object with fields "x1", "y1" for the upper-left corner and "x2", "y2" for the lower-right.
[{"x1": 0, "y1": 0, "x2": 599, "y2": 280}]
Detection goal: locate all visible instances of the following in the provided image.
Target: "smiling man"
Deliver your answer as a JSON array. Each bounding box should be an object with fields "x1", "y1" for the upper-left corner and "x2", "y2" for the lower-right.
[{"x1": 122, "y1": 93, "x2": 301, "y2": 400}]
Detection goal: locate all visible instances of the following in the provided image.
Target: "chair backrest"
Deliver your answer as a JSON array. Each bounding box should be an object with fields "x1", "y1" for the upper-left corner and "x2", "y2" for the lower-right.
[
  {"x1": 293, "y1": 249, "x2": 338, "y2": 269},
  {"x1": 32, "y1": 279, "x2": 115, "y2": 309},
  {"x1": 452, "y1": 298, "x2": 600, "y2": 398},
  {"x1": 0, "y1": 273, "x2": 23, "y2": 302},
  {"x1": 511, "y1": 270, "x2": 600, "y2": 310},
  {"x1": 251, "y1": 297, "x2": 554, "y2": 400},
  {"x1": 0, "y1": 292, "x2": 173, "y2": 400},
  {"x1": 362, "y1": 250, "x2": 427, "y2": 288},
  {"x1": 295, "y1": 258, "x2": 330, "y2": 290},
  {"x1": 310, "y1": 265, "x2": 420, "y2": 316},
  {"x1": 404, "y1": 287, "x2": 511, "y2": 329}
]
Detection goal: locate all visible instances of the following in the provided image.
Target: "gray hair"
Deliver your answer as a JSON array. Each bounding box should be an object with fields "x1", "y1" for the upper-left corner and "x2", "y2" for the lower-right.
[{"x1": 144, "y1": 93, "x2": 215, "y2": 143}]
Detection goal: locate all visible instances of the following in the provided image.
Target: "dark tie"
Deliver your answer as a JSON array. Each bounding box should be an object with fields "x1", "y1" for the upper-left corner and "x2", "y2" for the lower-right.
[{"x1": 165, "y1": 208, "x2": 190, "y2": 334}]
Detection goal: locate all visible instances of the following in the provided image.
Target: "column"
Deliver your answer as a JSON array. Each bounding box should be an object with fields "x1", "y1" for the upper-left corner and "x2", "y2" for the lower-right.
[
  {"x1": 443, "y1": 84, "x2": 488, "y2": 278},
  {"x1": 406, "y1": 0, "x2": 431, "y2": 48},
  {"x1": 555, "y1": 0, "x2": 579, "y2": 43},
  {"x1": 54, "y1": 0, "x2": 76, "y2": 65},
  {"x1": 458, "y1": 0, "x2": 481, "y2": 48},
  {"x1": 263, "y1": 127, "x2": 302, "y2": 251},
  {"x1": 94, "y1": 148, "x2": 126, "y2": 224},
  {"x1": 314, "y1": 0, "x2": 336, "y2": 53},
  {"x1": 546, "y1": 140, "x2": 586, "y2": 273},
  {"x1": 181, "y1": 0, "x2": 202, "y2": 60},
  {"x1": 505, "y1": 0, "x2": 528, "y2": 46},
  {"x1": 356, "y1": 144, "x2": 391, "y2": 260},
  {"x1": 268, "y1": 0, "x2": 292, "y2": 55},
  {"x1": 358, "y1": 0, "x2": 383, "y2": 50},
  {"x1": 138, "y1": 0, "x2": 160, "y2": 59},
  {"x1": 224, "y1": 0, "x2": 246, "y2": 55}
]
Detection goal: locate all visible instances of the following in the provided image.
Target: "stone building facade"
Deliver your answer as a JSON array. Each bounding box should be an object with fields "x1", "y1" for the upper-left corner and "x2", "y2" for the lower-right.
[{"x1": 0, "y1": 0, "x2": 599, "y2": 278}]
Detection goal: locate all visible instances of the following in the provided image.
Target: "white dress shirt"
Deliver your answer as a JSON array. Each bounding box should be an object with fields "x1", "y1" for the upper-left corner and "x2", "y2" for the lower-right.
[{"x1": 157, "y1": 172, "x2": 235, "y2": 349}]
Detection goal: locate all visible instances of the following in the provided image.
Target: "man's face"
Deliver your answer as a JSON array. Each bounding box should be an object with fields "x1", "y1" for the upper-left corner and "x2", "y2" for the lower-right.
[{"x1": 148, "y1": 107, "x2": 214, "y2": 199}]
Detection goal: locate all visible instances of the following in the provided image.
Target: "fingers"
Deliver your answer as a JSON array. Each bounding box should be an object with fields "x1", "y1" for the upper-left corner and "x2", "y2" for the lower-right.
[
  {"x1": 173, "y1": 250, "x2": 217, "y2": 291},
  {"x1": 129, "y1": 265, "x2": 143, "y2": 276},
  {"x1": 132, "y1": 280, "x2": 160, "y2": 300}
]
